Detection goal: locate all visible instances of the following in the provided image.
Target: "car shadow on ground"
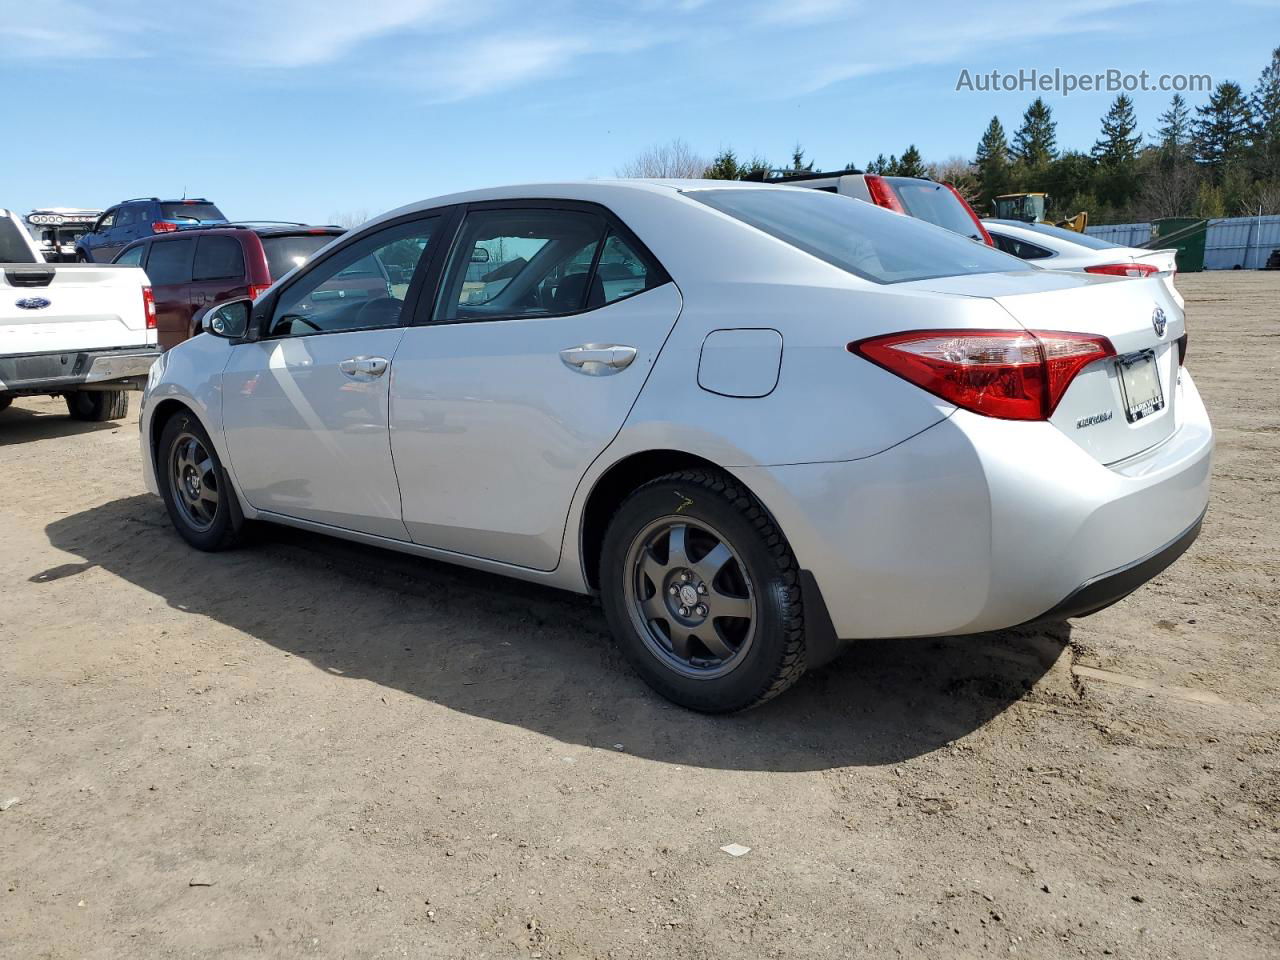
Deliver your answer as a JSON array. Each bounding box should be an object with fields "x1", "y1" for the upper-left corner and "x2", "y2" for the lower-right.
[
  {"x1": 0, "y1": 402, "x2": 122, "y2": 445},
  {"x1": 43, "y1": 494, "x2": 1072, "y2": 772}
]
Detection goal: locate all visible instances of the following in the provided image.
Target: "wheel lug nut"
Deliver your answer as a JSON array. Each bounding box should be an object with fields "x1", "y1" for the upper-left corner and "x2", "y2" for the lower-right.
[
  {"x1": 681, "y1": 571, "x2": 691, "y2": 582},
  {"x1": 679, "y1": 606, "x2": 689, "y2": 617},
  {"x1": 697, "y1": 583, "x2": 707, "y2": 595},
  {"x1": 695, "y1": 605, "x2": 707, "y2": 617},
  {"x1": 668, "y1": 585, "x2": 678, "y2": 595}
]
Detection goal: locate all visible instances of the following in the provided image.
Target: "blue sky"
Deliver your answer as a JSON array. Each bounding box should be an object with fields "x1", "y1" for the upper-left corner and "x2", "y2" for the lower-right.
[{"x1": 2, "y1": 0, "x2": 1275, "y2": 224}]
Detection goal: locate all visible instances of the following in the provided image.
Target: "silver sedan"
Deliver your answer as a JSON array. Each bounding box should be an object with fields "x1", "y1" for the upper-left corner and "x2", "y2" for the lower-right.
[{"x1": 140, "y1": 181, "x2": 1212, "y2": 712}]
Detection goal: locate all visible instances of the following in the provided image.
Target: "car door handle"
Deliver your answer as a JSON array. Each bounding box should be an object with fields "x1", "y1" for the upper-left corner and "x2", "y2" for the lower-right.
[
  {"x1": 339, "y1": 356, "x2": 389, "y2": 380},
  {"x1": 559, "y1": 344, "x2": 637, "y2": 375}
]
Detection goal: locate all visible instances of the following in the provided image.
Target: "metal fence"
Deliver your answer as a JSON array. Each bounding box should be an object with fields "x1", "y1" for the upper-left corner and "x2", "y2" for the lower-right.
[{"x1": 1087, "y1": 215, "x2": 1280, "y2": 269}]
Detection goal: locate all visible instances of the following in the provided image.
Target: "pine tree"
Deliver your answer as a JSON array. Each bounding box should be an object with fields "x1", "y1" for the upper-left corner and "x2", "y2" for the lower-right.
[
  {"x1": 790, "y1": 144, "x2": 814, "y2": 173},
  {"x1": 741, "y1": 155, "x2": 771, "y2": 179},
  {"x1": 1248, "y1": 46, "x2": 1280, "y2": 179},
  {"x1": 897, "y1": 145, "x2": 926, "y2": 178},
  {"x1": 974, "y1": 116, "x2": 1010, "y2": 205},
  {"x1": 1154, "y1": 94, "x2": 1193, "y2": 154},
  {"x1": 1092, "y1": 94, "x2": 1141, "y2": 165},
  {"x1": 1011, "y1": 98, "x2": 1058, "y2": 166},
  {"x1": 1193, "y1": 81, "x2": 1252, "y2": 174},
  {"x1": 704, "y1": 148, "x2": 743, "y2": 180}
]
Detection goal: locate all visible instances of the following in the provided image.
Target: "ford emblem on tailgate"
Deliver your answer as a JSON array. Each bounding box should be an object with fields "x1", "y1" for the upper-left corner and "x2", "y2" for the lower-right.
[
  {"x1": 15, "y1": 297, "x2": 52, "y2": 310},
  {"x1": 1151, "y1": 305, "x2": 1167, "y2": 338}
]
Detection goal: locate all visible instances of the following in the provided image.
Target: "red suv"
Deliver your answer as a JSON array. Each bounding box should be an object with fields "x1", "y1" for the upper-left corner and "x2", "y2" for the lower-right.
[{"x1": 111, "y1": 223, "x2": 355, "y2": 349}]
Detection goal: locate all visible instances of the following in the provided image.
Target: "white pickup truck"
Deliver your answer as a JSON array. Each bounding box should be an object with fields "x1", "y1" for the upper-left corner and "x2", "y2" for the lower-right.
[{"x1": 1, "y1": 207, "x2": 159, "y2": 421}]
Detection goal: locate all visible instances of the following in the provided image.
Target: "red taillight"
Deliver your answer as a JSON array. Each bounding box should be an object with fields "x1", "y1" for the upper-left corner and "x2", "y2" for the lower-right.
[
  {"x1": 152, "y1": 221, "x2": 179, "y2": 234},
  {"x1": 1176, "y1": 332, "x2": 1188, "y2": 366},
  {"x1": 247, "y1": 284, "x2": 271, "y2": 300},
  {"x1": 864, "y1": 174, "x2": 906, "y2": 215},
  {"x1": 944, "y1": 182, "x2": 994, "y2": 246},
  {"x1": 850, "y1": 329, "x2": 1116, "y2": 420},
  {"x1": 1084, "y1": 262, "x2": 1159, "y2": 278},
  {"x1": 142, "y1": 286, "x2": 157, "y2": 329}
]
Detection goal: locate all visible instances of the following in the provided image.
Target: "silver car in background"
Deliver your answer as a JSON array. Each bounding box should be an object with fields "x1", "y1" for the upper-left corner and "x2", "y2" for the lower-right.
[{"x1": 139, "y1": 181, "x2": 1212, "y2": 712}]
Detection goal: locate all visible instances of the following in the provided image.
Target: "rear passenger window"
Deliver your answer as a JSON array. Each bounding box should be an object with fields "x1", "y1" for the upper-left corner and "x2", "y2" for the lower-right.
[
  {"x1": 993, "y1": 234, "x2": 1054, "y2": 261},
  {"x1": 115, "y1": 245, "x2": 145, "y2": 267},
  {"x1": 193, "y1": 236, "x2": 245, "y2": 281},
  {"x1": 146, "y1": 239, "x2": 196, "y2": 285},
  {"x1": 435, "y1": 208, "x2": 664, "y2": 323},
  {"x1": 596, "y1": 232, "x2": 657, "y2": 303}
]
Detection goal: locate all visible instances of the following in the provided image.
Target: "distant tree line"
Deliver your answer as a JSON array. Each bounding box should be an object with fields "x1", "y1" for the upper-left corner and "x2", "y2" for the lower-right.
[{"x1": 619, "y1": 46, "x2": 1280, "y2": 224}]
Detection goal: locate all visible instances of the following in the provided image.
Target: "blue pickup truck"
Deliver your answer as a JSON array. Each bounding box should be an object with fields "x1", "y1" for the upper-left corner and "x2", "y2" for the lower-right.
[{"x1": 76, "y1": 198, "x2": 227, "y2": 263}]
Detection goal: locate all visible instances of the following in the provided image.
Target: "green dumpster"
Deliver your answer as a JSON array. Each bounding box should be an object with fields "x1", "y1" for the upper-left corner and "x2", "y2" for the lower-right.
[{"x1": 1150, "y1": 217, "x2": 1208, "y2": 273}]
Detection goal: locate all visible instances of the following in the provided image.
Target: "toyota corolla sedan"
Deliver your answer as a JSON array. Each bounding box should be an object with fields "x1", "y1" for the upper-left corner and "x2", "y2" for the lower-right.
[{"x1": 139, "y1": 181, "x2": 1212, "y2": 712}]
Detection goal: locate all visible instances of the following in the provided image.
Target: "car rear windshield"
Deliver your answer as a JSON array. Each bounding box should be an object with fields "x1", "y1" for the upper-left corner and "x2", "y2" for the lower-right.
[
  {"x1": 261, "y1": 234, "x2": 337, "y2": 280},
  {"x1": 0, "y1": 216, "x2": 38, "y2": 262},
  {"x1": 885, "y1": 178, "x2": 984, "y2": 241},
  {"x1": 687, "y1": 188, "x2": 1030, "y2": 284},
  {"x1": 1010, "y1": 220, "x2": 1123, "y2": 250},
  {"x1": 160, "y1": 202, "x2": 225, "y2": 223}
]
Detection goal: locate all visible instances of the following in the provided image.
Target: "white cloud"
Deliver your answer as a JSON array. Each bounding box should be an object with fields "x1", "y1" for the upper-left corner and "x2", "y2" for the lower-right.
[{"x1": 0, "y1": 0, "x2": 1193, "y2": 105}]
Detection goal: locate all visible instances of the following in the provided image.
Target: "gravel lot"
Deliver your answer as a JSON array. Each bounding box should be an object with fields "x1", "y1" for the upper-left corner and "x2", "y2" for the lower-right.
[{"x1": 1, "y1": 271, "x2": 1277, "y2": 959}]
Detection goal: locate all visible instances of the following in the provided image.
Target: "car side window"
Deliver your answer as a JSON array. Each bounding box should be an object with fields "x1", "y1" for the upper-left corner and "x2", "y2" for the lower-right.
[
  {"x1": 993, "y1": 233, "x2": 1054, "y2": 261},
  {"x1": 115, "y1": 245, "x2": 145, "y2": 267},
  {"x1": 115, "y1": 207, "x2": 135, "y2": 230},
  {"x1": 146, "y1": 238, "x2": 196, "y2": 285},
  {"x1": 267, "y1": 216, "x2": 437, "y2": 338},
  {"x1": 595, "y1": 231, "x2": 659, "y2": 303},
  {"x1": 96, "y1": 209, "x2": 116, "y2": 232},
  {"x1": 193, "y1": 236, "x2": 245, "y2": 282},
  {"x1": 436, "y1": 209, "x2": 612, "y2": 323}
]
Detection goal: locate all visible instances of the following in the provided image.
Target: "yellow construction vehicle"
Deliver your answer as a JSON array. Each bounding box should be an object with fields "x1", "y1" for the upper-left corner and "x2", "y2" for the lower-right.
[{"x1": 992, "y1": 193, "x2": 1088, "y2": 233}]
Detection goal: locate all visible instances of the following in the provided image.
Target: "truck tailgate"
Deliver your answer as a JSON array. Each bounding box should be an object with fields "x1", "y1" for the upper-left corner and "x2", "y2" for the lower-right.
[{"x1": 1, "y1": 264, "x2": 154, "y2": 356}]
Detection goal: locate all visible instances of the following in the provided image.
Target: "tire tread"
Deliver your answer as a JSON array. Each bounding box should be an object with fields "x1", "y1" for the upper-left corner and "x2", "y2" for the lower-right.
[{"x1": 625, "y1": 468, "x2": 807, "y2": 710}]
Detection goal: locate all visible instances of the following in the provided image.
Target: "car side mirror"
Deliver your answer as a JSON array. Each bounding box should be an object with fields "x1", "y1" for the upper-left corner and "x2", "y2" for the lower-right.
[
  {"x1": 470, "y1": 247, "x2": 490, "y2": 263},
  {"x1": 204, "y1": 298, "x2": 252, "y2": 339}
]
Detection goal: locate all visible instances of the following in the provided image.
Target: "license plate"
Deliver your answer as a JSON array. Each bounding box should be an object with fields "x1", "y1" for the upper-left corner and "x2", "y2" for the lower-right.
[{"x1": 1116, "y1": 350, "x2": 1165, "y2": 422}]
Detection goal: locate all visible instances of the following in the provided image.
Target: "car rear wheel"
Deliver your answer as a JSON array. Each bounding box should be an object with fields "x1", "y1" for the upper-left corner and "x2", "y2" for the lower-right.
[
  {"x1": 64, "y1": 390, "x2": 128, "y2": 422},
  {"x1": 158, "y1": 412, "x2": 245, "y2": 551},
  {"x1": 0, "y1": 396, "x2": 12, "y2": 414},
  {"x1": 599, "y1": 469, "x2": 807, "y2": 712}
]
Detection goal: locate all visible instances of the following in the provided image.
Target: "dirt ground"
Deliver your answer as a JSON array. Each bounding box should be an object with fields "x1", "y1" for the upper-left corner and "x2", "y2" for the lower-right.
[{"x1": 1, "y1": 271, "x2": 1277, "y2": 959}]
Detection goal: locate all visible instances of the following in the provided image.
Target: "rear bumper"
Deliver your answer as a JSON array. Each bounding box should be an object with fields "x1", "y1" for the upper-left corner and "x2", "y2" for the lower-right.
[
  {"x1": 1021, "y1": 509, "x2": 1204, "y2": 624},
  {"x1": 0, "y1": 345, "x2": 161, "y2": 394},
  {"x1": 734, "y1": 368, "x2": 1213, "y2": 639}
]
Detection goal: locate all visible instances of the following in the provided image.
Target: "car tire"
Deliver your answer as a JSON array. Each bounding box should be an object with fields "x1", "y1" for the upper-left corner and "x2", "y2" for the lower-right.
[
  {"x1": 75, "y1": 252, "x2": 88, "y2": 263},
  {"x1": 0, "y1": 395, "x2": 12, "y2": 414},
  {"x1": 599, "y1": 469, "x2": 807, "y2": 713},
  {"x1": 157, "y1": 411, "x2": 245, "y2": 551},
  {"x1": 64, "y1": 390, "x2": 129, "y2": 422}
]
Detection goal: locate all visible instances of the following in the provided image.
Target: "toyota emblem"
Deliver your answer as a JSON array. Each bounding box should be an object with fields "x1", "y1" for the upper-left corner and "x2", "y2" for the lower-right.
[{"x1": 1151, "y1": 306, "x2": 1167, "y2": 338}]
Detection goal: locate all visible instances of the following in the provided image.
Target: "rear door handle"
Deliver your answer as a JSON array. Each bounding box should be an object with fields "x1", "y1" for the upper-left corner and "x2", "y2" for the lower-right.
[
  {"x1": 559, "y1": 344, "x2": 637, "y2": 375},
  {"x1": 339, "y1": 356, "x2": 389, "y2": 380}
]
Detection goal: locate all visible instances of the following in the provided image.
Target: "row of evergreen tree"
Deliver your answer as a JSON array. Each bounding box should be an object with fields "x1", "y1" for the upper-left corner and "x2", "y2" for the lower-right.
[{"x1": 702, "y1": 46, "x2": 1280, "y2": 224}]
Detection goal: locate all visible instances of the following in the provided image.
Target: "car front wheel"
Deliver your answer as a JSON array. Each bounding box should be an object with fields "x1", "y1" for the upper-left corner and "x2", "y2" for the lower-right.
[
  {"x1": 599, "y1": 469, "x2": 807, "y2": 712},
  {"x1": 158, "y1": 412, "x2": 245, "y2": 551}
]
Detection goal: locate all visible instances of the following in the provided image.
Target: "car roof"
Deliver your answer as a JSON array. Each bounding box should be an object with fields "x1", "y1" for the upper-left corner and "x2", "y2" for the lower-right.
[{"x1": 366, "y1": 178, "x2": 797, "y2": 225}]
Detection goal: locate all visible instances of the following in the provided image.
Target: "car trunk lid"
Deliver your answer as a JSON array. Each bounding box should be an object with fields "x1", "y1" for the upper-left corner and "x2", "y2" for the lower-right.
[{"x1": 903, "y1": 270, "x2": 1184, "y2": 464}]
